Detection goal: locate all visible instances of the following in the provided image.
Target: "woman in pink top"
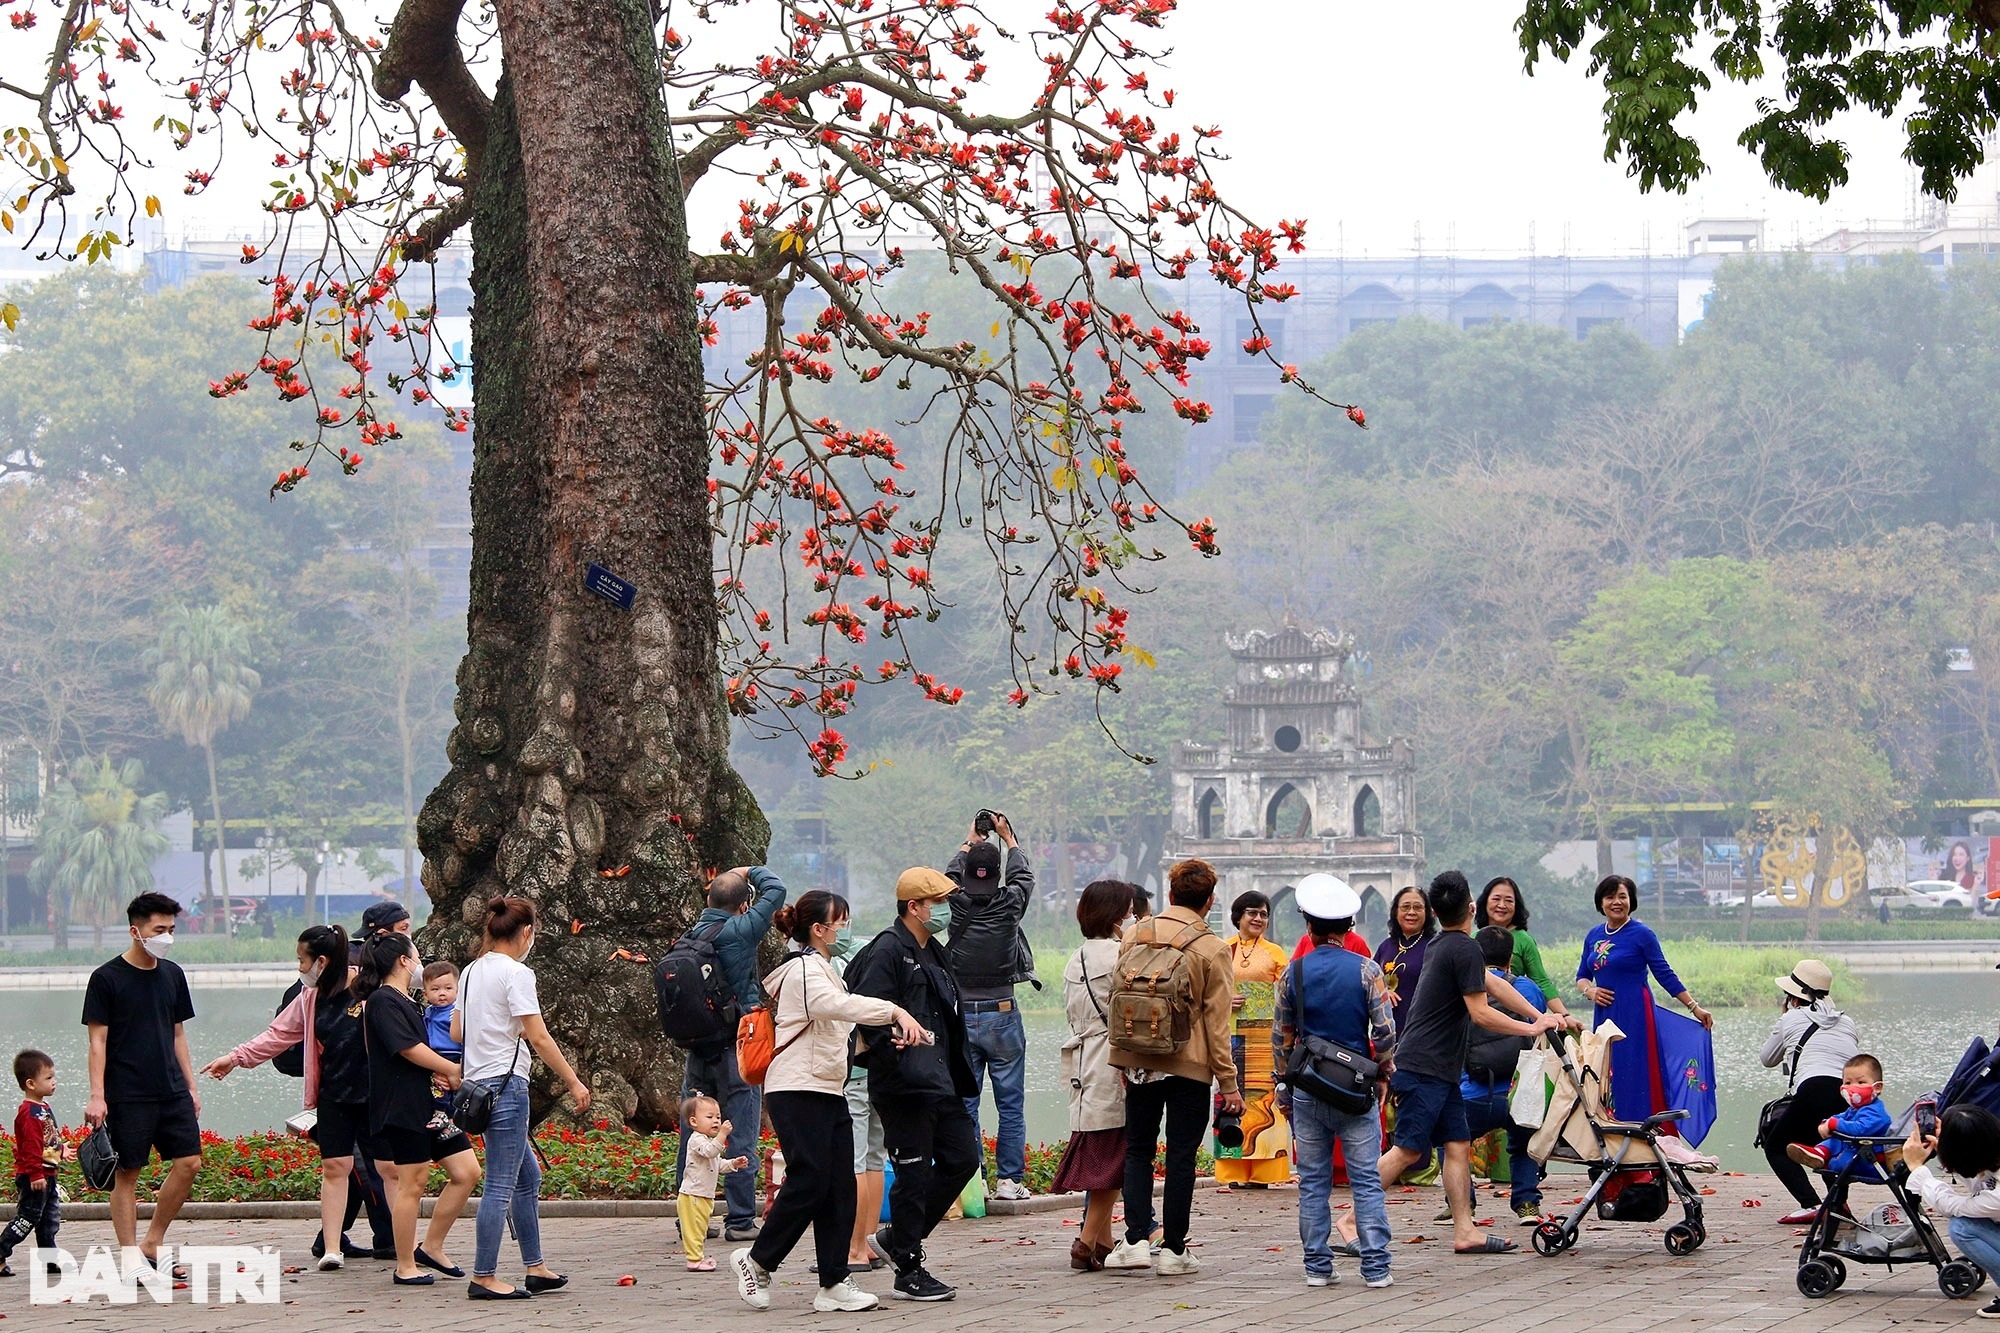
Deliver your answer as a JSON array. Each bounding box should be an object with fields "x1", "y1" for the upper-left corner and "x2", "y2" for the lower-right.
[{"x1": 201, "y1": 925, "x2": 366, "y2": 1270}]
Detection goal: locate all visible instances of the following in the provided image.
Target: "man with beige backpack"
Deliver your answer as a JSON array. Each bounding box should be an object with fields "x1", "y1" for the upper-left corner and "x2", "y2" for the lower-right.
[{"x1": 1103, "y1": 858, "x2": 1241, "y2": 1276}]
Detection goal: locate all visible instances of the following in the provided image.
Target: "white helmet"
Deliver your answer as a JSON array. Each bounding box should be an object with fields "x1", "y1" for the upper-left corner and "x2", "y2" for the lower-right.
[{"x1": 1295, "y1": 873, "x2": 1360, "y2": 922}]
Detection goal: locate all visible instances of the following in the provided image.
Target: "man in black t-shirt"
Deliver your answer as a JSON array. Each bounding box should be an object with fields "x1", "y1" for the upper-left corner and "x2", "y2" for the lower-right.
[
  {"x1": 1376, "y1": 872, "x2": 1562, "y2": 1258},
  {"x1": 81, "y1": 892, "x2": 202, "y2": 1263}
]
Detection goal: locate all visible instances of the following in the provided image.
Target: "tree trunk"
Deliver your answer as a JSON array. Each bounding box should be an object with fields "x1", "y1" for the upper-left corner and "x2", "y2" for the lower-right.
[
  {"x1": 397, "y1": 630, "x2": 416, "y2": 902},
  {"x1": 205, "y1": 740, "x2": 232, "y2": 936},
  {"x1": 302, "y1": 856, "x2": 321, "y2": 927},
  {"x1": 1803, "y1": 822, "x2": 1834, "y2": 944},
  {"x1": 414, "y1": 0, "x2": 767, "y2": 1131}
]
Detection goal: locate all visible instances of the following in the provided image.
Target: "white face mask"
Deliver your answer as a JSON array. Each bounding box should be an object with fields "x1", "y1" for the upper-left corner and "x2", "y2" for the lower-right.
[
  {"x1": 140, "y1": 933, "x2": 174, "y2": 960},
  {"x1": 303, "y1": 960, "x2": 326, "y2": 985},
  {"x1": 1119, "y1": 916, "x2": 1137, "y2": 938},
  {"x1": 520, "y1": 929, "x2": 534, "y2": 963}
]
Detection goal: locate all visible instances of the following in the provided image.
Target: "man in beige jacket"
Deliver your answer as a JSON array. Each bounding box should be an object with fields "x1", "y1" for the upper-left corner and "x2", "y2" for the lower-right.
[{"x1": 1105, "y1": 859, "x2": 1241, "y2": 1277}]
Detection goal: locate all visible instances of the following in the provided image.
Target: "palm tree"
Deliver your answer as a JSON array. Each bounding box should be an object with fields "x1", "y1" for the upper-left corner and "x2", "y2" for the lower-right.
[
  {"x1": 30, "y1": 756, "x2": 171, "y2": 949},
  {"x1": 146, "y1": 605, "x2": 260, "y2": 932}
]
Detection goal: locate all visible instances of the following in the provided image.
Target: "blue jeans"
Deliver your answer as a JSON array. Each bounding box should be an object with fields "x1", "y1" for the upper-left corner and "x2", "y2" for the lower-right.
[
  {"x1": 678, "y1": 1041, "x2": 762, "y2": 1229},
  {"x1": 1291, "y1": 1093, "x2": 1390, "y2": 1282},
  {"x1": 472, "y1": 1076, "x2": 542, "y2": 1279},
  {"x1": 962, "y1": 1004, "x2": 1027, "y2": 1182},
  {"x1": 1950, "y1": 1216, "x2": 2000, "y2": 1279},
  {"x1": 1461, "y1": 1077, "x2": 1541, "y2": 1211}
]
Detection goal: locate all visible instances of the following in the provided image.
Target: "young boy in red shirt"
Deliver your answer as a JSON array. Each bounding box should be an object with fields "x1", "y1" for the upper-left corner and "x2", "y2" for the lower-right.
[{"x1": 1, "y1": 1049, "x2": 73, "y2": 1277}]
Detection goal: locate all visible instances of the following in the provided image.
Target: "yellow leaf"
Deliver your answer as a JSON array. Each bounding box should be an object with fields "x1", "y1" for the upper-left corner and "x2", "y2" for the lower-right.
[
  {"x1": 990, "y1": 321, "x2": 1001, "y2": 338},
  {"x1": 0, "y1": 304, "x2": 18, "y2": 332},
  {"x1": 50, "y1": 155, "x2": 68, "y2": 177},
  {"x1": 1127, "y1": 647, "x2": 1157, "y2": 669},
  {"x1": 1050, "y1": 465, "x2": 1075, "y2": 492},
  {"x1": 1, "y1": 213, "x2": 11, "y2": 234},
  {"x1": 74, "y1": 19, "x2": 98, "y2": 41},
  {"x1": 12, "y1": 195, "x2": 25, "y2": 212},
  {"x1": 1091, "y1": 457, "x2": 1106, "y2": 477},
  {"x1": 144, "y1": 195, "x2": 160, "y2": 218},
  {"x1": 391, "y1": 299, "x2": 408, "y2": 320}
]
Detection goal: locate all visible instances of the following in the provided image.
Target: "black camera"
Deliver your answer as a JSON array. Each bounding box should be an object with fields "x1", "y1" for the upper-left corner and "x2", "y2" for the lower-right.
[
  {"x1": 1212, "y1": 1109, "x2": 1243, "y2": 1151},
  {"x1": 974, "y1": 808, "x2": 1006, "y2": 837}
]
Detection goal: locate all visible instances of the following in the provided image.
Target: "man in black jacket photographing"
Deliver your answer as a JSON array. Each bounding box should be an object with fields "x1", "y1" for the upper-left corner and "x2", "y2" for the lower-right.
[{"x1": 943, "y1": 811, "x2": 1036, "y2": 1202}]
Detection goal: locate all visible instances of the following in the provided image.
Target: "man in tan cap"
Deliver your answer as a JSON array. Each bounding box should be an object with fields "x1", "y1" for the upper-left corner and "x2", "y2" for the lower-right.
[{"x1": 845, "y1": 867, "x2": 980, "y2": 1302}]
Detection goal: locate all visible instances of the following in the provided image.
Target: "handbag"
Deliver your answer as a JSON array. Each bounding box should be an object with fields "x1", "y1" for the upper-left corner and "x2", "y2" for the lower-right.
[
  {"x1": 738, "y1": 953, "x2": 809, "y2": 1086},
  {"x1": 1753, "y1": 1020, "x2": 1820, "y2": 1149},
  {"x1": 284, "y1": 1108, "x2": 319, "y2": 1138},
  {"x1": 1277, "y1": 959, "x2": 1378, "y2": 1116},
  {"x1": 451, "y1": 960, "x2": 525, "y2": 1134},
  {"x1": 1509, "y1": 1041, "x2": 1553, "y2": 1129}
]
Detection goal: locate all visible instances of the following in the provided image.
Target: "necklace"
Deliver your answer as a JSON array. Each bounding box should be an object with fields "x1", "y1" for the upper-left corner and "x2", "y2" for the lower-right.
[
  {"x1": 1383, "y1": 933, "x2": 1421, "y2": 992},
  {"x1": 1604, "y1": 917, "x2": 1629, "y2": 935}
]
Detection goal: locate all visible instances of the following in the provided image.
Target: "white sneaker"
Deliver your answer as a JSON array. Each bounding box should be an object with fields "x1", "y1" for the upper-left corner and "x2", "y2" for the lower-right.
[
  {"x1": 1103, "y1": 1239, "x2": 1152, "y2": 1271},
  {"x1": 730, "y1": 1248, "x2": 771, "y2": 1310},
  {"x1": 317, "y1": 1254, "x2": 343, "y2": 1272},
  {"x1": 1305, "y1": 1271, "x2": 1340, "y2": 1287},
  {"x1": 1154, "y1": 1247, "x2": 1200, "y2": 1277},
  {"x1": 990, "y1": 1178, "x2": 1031, "y2": 1202},
  {"x1": 1366, "y1": 1274, "x2": 1394, "y2": 1289},
  {"x1": 813, "y1": 1279, "x2": 880, "y2": 1312}
]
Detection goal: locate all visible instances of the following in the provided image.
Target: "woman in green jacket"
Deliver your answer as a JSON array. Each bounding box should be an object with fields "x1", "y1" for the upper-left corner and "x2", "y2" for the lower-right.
[{"x1": 1476, "y1": 877, "x2": 1569, "y2": 1017}]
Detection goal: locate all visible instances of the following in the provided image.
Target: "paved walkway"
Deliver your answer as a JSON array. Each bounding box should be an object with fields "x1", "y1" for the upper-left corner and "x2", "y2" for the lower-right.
[{"x1": 4, "y1": 1172, "x2": 1988, "y2": 1331}]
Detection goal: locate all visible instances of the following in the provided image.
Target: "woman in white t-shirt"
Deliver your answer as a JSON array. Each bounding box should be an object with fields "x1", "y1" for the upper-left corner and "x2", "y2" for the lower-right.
[{"x1": 451, "y1": 895, "x2": 592, "y2": 1300}]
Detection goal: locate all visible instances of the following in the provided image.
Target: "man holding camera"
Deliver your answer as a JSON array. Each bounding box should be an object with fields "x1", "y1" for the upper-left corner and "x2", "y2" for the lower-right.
[{"x1": 944, "y1": 810, "x2": 1037, "y2": 1203}]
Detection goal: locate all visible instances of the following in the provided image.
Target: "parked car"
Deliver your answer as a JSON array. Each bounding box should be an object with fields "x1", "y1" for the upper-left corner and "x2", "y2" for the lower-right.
[
  {"x1": 1891, "y1": 880, "x2": 1977, "y2": 909},
  {"x1": 1638, "y1": 877, "x2": 1710, "y2": 907}
]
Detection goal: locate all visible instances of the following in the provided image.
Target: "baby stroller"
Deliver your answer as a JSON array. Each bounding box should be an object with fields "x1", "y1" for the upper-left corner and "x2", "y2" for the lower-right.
[
  {"x1": 1793, "y1": 1127, "x2": 1981, "y2": 1300},
  {"x1": 1524, "y1": 1027, "x2": 1711, "y2": 1257}
]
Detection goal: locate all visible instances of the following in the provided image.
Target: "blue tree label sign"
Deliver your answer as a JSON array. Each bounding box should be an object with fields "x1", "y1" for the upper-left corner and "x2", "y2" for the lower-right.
[{"x1": 584, "y1": 563, "x2": 637, "y2": 611}]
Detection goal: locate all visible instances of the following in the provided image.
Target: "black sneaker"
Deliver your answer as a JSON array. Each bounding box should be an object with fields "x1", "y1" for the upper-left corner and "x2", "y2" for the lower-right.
[
  {"x1": 893, "y1": 1267, "x2": 956, "y2": 1302},
  {"x1": 1979, "y1": 1296, "x2": 2000, "y2": 1320}
]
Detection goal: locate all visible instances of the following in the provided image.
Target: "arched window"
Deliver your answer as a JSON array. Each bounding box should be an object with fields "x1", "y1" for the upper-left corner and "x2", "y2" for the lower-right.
[
  {"x1": 1265, "y1": 783, "x2": 1312, "y2": 838},
  {"x1": 1357, "y1": 886, "x2": 1385, "y2": 931},
  {"x1": 1352, "y1": 785, "x2": 1380, "y2": 836},
  {"x1": 1196, "y1": 788, "x2": 1221, "y2": 839}
]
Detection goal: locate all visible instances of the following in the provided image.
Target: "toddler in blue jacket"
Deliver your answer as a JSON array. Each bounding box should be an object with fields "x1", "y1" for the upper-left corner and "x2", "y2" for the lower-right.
[
  {"x1": 422, "y1": 961, "x2": 462, "y2": 1132},
  {"x1": 1788, "y1": 1053, "x2": 1891, "y2": 1176}
]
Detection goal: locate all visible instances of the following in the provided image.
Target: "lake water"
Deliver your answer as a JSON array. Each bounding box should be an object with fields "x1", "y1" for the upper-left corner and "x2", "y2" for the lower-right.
[{"x1": 6, "y1": 971, "x2": 1985, "y2": 1176}]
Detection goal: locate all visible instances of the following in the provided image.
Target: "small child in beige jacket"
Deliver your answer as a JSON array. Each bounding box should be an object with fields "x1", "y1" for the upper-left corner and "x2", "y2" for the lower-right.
[{"x1": 679, "y1": 1093, "x2": 750, "y2": 1270}]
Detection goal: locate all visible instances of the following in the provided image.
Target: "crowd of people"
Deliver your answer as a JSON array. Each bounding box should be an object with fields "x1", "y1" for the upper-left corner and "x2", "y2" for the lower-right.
[{"x1": 11, "y1": 836, "x2": 2000, "y2": 1319}]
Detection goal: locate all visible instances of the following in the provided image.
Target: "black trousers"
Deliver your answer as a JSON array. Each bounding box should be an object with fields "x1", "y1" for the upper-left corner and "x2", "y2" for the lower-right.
[
  {"x1": 0, "y1": 1174, "x2": 58, "y2": 1262},
  {"x1": 1765, "y1": 1076, "x2": 1848, "y2": 1208},
  {"x1": 751, "y1": 1091, "x2": 857, "y2": 1287},
  {"x1": 874, "y1": 1092, "x2": 981, "y2": 1272},
  {"x1": 1122, "y1": 1074, "x2": 1209, "y2": 1252}
]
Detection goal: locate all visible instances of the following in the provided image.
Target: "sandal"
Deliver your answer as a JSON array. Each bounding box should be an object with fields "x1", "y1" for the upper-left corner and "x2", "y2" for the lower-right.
[
  {"x1": 1453, "y1": 1236, "x2": 1518, "y2": 1255},
  {"x1": 687, "y1": 1259, "x2": 717, "y2": 1272}
]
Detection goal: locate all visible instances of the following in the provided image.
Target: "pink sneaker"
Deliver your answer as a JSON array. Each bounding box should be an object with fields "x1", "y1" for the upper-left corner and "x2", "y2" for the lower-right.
[{"x1": 687, "y1": 1258, "x2": 717, "y2": 1272}]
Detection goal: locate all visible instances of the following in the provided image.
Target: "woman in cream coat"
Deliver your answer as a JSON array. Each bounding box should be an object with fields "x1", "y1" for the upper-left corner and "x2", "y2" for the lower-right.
[
  {"x1": 731, "y1": 891, "x2": 923, "y2": 1315},
  {"x1": 1055, "y1": 879, "x2": 1139, "y2": 1271}
]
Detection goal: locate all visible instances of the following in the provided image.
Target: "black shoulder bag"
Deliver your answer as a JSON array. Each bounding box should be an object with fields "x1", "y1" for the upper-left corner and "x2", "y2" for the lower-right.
[
  {"x1": 451, "y1": 960, "x2": 526, "y2": 1135},
  {"x1": 1276, "y1": 961, "x2": 1379, "y2": 1116},
  {"x1": 1753, "y1": 1020, "x2": 1820, "y2": 1149}
]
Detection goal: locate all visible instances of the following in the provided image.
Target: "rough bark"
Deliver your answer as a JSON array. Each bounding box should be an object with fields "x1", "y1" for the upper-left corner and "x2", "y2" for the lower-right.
[{"x1": 414, "y1": 0, "x2": 767, "y2": 1131}]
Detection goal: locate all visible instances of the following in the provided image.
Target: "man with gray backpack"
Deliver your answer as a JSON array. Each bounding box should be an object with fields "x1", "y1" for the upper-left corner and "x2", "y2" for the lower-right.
[{"x1": 1103, "y1": 858, "x2": 1239, "y2": 1277}]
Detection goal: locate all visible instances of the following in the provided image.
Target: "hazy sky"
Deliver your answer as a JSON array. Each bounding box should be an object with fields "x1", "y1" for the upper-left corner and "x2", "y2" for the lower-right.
[{"x1": 8, "y1": 0, "x2": 1982, "y2": 263}]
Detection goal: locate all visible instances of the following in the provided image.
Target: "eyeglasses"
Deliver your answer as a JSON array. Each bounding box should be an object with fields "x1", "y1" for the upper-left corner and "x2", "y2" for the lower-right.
[{"x1": 1242, "y1": 908, "x2": 1269, "y2": 917}]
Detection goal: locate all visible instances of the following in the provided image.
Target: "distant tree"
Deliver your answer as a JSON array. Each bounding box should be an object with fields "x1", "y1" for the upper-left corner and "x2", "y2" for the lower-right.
[
  {"x1": 30, "y1": 756, "x2": 171, "y2": 949},
  {"x1": 146, "y1": 605, "x2": 261, "y2": 929}
]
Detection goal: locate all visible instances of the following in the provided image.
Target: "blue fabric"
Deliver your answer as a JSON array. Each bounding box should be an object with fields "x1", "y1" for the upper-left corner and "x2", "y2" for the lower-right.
[
  {"x1": 1653, "y1": 1008, "x2": 1718, "y2": 1146},
  {"x1": 471, "y1": 1075, "x2": 542, "y2": 1278},
  {"x1": 423, "y1": 1003, "x2": 461, "y2": 1058},
  {"x1": 1817, "y1": 1098, "x2": 1892, "y2": 1174},
  {"x1": 962, "y1": 1005, "x2": 1027, "y2": 1182},
  {"x1": 1942, "y1": 1038, "x2": 2000, "y2": 1117},
  {"x1": 1951, "y1": 1216, "x2": 2000, "y2": 1279},
  {"x1": 1294, "y1": 946, "x2": 1371, "y2": 1052},
  {"x1": 1578, "y1": 920, "x2": 1690, "y2": 1125},
  {"x1": 1389, "y1": 1071, "x2": 1468, "y2": 1154},
  {"x1": 1292, "y1": 1091, "x2": 1390, "y2": 1282}
]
